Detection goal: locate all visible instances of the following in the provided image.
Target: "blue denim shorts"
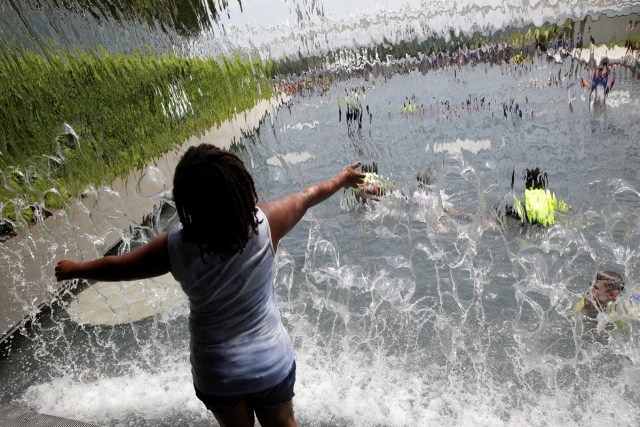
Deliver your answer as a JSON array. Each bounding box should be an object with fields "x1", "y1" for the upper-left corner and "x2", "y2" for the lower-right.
[{"x1": 195, "y1": 361, "x2": 296, "y2": 413}]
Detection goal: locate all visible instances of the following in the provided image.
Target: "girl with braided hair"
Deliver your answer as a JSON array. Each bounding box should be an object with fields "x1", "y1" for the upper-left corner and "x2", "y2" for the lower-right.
[{"x1": 55, "y1": 143, "x2": 365, "y2": 427}]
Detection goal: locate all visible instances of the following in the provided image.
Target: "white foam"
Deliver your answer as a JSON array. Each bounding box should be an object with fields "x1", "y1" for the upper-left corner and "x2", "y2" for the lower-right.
[
  {"x1": 20, "y1": 362, "x2": 207, "y2": 425},
  {"x1": 294, "y1": 350, "x2": 520, "y2": 427},
  {"x1": 18, "y1": 344, "x2": 640, "y2": 427}
]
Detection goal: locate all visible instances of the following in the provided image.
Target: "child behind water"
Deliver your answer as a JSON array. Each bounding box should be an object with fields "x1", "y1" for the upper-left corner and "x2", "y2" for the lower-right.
[
  {"x1": 502, "y1": 167, "x2": 568, "y2": 227},
  {"x1": 414, "y1": 169, "x2": 473, "y2": 220},
  {"x1": 55, "y1": 144, "x2": 365, "y2": 427},
  {"x1": 352, "y1": 162, "x2": 395, "y2": 204},
  {"x1": 575, "y1": 271, "x2": 626, "y2": 315}
]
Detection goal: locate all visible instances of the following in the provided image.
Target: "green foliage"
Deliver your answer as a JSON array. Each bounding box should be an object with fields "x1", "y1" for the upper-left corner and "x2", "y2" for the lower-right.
[
  {"x1": 44, "y1": 0, "x2": 240, "y2": 36},
  {"x1": 1, "y1": 202, "x2": 34, "y2": 224},
  {"x1": 0, "y1": 44, "x2": 275, "y2": 231},
  {"x1": 610, "y1": 33, "x2": 640, "y2": 48}
]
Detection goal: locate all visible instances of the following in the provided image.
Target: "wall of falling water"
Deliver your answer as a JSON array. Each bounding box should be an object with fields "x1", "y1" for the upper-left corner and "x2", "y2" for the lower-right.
[
  {"x1": 243, "y1": 59, "x2": 640, "y2": 426},
  {"x1": 1, "y1": 1, "x2": 640, "y2": 426}
]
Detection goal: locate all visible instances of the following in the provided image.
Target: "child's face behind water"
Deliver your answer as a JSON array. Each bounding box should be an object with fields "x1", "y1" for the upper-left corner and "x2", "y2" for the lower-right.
[{"x1": 588, "y1": 281, "x2": 619, "y2": 308}]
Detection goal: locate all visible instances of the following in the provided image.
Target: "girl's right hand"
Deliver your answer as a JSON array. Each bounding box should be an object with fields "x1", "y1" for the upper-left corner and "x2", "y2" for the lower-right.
[{"x1": 339, "y1": 162, "x2": 365, "y2": 189}]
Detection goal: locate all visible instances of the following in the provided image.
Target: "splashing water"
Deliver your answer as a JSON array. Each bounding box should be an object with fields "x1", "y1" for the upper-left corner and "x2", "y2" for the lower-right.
[{"x1": 1, "y1": 1, "x2": 640, "y2": 427}]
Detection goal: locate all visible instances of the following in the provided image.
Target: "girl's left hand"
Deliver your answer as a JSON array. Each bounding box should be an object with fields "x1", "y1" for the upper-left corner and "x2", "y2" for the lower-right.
[{"x1": 55, "y1": 260, "x2": 79, "y2": 281}]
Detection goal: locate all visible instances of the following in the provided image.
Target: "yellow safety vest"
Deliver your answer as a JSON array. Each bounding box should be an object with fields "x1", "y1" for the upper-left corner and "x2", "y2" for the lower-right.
[
  {"x1": 575, "y1": 296, "x2": 640, "y2": 328},
  {"x1": 513, "y1": 188, "x2": 566, "y2": 226}
]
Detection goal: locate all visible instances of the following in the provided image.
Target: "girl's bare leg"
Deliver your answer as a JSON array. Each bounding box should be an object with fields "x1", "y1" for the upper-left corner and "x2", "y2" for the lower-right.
[
  {"x1": 213, "y1": 398, "x2": 255, "y2": 427},
  {"x1": 254, "y1": 401, "x2": 297, "y2": 427}
]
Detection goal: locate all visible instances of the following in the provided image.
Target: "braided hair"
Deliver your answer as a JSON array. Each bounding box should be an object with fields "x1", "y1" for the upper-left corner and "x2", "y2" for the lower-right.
[{"x1": 173, "y1": 144, "x2": 261, "y2": 259}]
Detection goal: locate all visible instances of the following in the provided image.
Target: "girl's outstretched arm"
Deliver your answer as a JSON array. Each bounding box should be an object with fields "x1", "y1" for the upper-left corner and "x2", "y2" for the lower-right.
[
  {"x1": 260, "y1": 162, "x2": 365, "y2": 252},
  {"x1": 55, "y1": 232, "x2": 171, "y2": 282}
]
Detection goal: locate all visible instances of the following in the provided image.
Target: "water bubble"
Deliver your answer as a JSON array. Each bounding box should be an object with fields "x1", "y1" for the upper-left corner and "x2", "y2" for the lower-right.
[{"x1": 54, "y1": 123, "x2": 80, "y2": 160}]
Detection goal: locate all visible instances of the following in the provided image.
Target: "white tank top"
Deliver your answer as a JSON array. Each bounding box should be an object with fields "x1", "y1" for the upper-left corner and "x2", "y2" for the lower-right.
[{"x1": 167, "y1": 207, "x2": 294, "y2": 395}]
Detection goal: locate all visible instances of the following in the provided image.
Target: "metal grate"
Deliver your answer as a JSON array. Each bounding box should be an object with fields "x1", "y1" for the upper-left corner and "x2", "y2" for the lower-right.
[{"x1": 0, "y1": 405, "x2": 102, "y2": 427}]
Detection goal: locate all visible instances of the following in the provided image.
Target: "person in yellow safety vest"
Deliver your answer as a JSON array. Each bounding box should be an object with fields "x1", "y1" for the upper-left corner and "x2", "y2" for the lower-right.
[
  {"x1": 513, "y1": 187, "x2": 560, "y2": 226},
  {"x1": 509, "y1": 168, "x2": 568, "y2": 226},
  {"x1": 514, "y1": 51, "x2": 524, "y2": 64},
  {"x1": 575, "y1": 271, "x2": 640, "y2": 324}
]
